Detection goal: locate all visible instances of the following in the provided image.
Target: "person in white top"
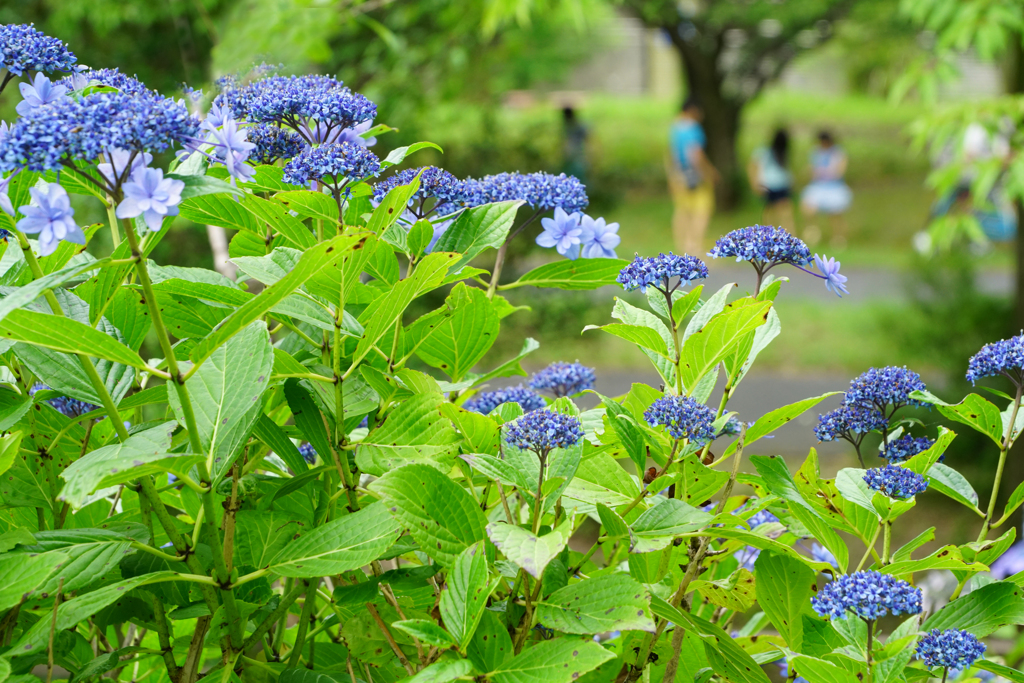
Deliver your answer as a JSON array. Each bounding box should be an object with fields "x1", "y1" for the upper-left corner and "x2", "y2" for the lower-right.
[
  {"x1": 747, "y1": 128, "x2": 794, "y2": 230},
  {"x1": 801, "y1": 130, "x2": 852, "y2": 247}
]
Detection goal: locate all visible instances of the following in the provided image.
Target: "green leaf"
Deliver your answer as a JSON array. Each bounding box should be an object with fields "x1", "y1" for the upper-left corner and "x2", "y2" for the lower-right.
[
  {"x1": 252, "y1": 415, "x2": 308, "y2": 475},
  {"x1": 834, "y1": 468, "x2": 881, "y2": 517},
  {"x1": 975, "y1": 660, "x2": 1024, "y2": 683},
  {"x1": 285, "y1": 380, "x2": 334, "y2": 466},
  {"x1": 881, "y1": 545, "x2": 983, "y2": 578},
  {"x1": 0, "y1": 551, "x2": 68, "y2": 612},
  {"x1": 536, "y1": 573, "x2": 655, "y2": 634},
  {"x1": 927, "y1": 463, "x2": 982, "y2": 513},
  {"x1": 692, "y1": 567, "x2": 756, "y2": 612},
  {"x1": 60, "y1": 422, "x2": 191, "y2": 510},
  {"x1": 357, "y1": 393, "x2": 460, "y2": 476},
  {"x1": 679, "y1": 299, "x2": 772, "y2": 393},
  {"x1": 439, "y1": 405, "x2": 498, "y2": 455},
  {"x1": 468, "y1": 609, "x2": 514, "y2": 672},
  {"x1": 275, "y1": 190, "x2": 339, "y2": 224},
  {"x1": 486, "y1": 517, "x2": 572, "y2": 579},
  {"x1": 440, "y1": 542, "x2": 496, "y2": 651},
  {"x1": 910, "y1": 390, "x2": 1004, "y2": 446},
  {"x1": 179, "y1": 193, "x2": 262, "y2": 233},
  {"x1": 432, "y1": 201, "x2": 523, "y2": 270},
  {"x1": 671, "y1": 453, "x2": 732, "y2": 507},
  {"x1": 489, "y1": 638, "x2": 615, "y2": 683},
  {"x1": 753, "y1": 552, "x2": 816, "y2": 650},
  {"x1": 1002, "y1": 479, "x2": 1024, "y2": 524},
  {"x1": 0, "y1": 430, "x2": 22, "y2": 477},
  {"x1": 724, "y1": 393, "x2": 839, "y2": 459},
  {"x1": 596, "y1": 395, "x2": 648, "y2": 481},
  {"x1": 416, "y1": 283, "x2": 500, "y2": 381},
  {"x1": 400, "y1": 659, "x2": 476, "y2": 683},
  {"x1": 630, "y1": 499, "x2": 712, "y2": 553},
  {"x1": 368, "y1": 175, "x2": 422, "y2": 240},
  {"x1": 0, "y1": 308, "x2": 146, "y2": 368},
  {"x1": 270, "y1": 501, "x2": 400, "y2": 577},
  {"x1": 371, "y1": 463, "x2": 488, "y2": 566},
  {"x1": 168, "y1": 173, "x2": 242, "y2": 200},
  {"x1": 504, "y1": 258, "x2": 628, "y2": 291},
  {"x1": 611, "y1": 298, "x2": 676, "y2": 387},
  {"x1": 381, "y1": 141, "x2": 443, "y2": 168},
  {"x1": 393, "y1": 619, "x2": 456, "y2": 648},
  {"x1": 233, "y1": 510, "x2": 308, "y2": 569},
  {"x1": 789, "y1": 655, "x2": 860, "y2": 683},
  {"x1": 584, "y1": 323, "x2": 669, "y2": 358},
  {"x1": 0, "y1": 257, "x2": 110, "y2": 323},
  {"x1": 169, "y1": 321, "x2": 273, "y2": 483},
  {"x1": 597, "y1": 503, "x2": 632, "y2": 542},
  {"x1": 190, "y1": 233, "x2": 368, "y2": 367},
  {"x1": 922, "y1": 580, "x2": 1024, "y2": 636}
]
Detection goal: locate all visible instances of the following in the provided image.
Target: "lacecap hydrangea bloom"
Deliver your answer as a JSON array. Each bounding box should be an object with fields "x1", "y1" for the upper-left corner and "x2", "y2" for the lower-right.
[
  {"x1": 864, "y1": 464, "x2": 929, "y2": 500},
  {"x1": 811, "y1": 570, "x2": 922, "y2": 620},
  {"x1": 966, "y1": 333, "x2": 1024, "y2": 386},
  {"x1": 0, "y1": 24, "x2": 77, "y2": 81},
  {"x1": 882, "y1": 435, "x2": 936, "y2": 463},
  {"x1": 504, "y1": 410, "x2": 584, "y2": 454},
  {"x1": 616, "y1": 252, "x2": 708, "y2": 292},
  {"x1": 529, "y1": 362, "x2": 596, "y2": 398},
  {"x1": 247, "y1": 124, "x2": 304, "y2": 165},
  {"x1": 16, "y1": 73, "x2": 68, "y2": 116},
  {"x1": 644, "y1": 395, "x2": 716, "y2": 444},
  {"x1": 463, "y1": 386, "x2": 546, "y2": 415},
  {"x1": 915, "y1": 629, "x2": 986, "y2": 670},
  {"x1": 814, "y1": 404, "x2": 888, "y2": 443},
  {"x1": 373, "y1": 166, "x2": 466, "y2": 218},
  {"x1": 469, "y1": 171, "x2": 588, "y2": 214},
  {"x1": 283, "y1": 141, "x2": 380, "y2": 191},
  {"x1": 845, "y1": 366, "x2": 927, "y2": 413}
]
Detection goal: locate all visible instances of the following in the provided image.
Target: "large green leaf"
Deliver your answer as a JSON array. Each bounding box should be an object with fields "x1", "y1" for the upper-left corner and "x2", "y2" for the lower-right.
[
  {"x1": 753, "y1": 552, "x2": 816, "y2": 650},
  {"x1": 975, "y1": 661, "x2": 1024, "y2": 683},
  {"x1": 432, "y1": 201, "x2": 523, "y2": 270},
  {"x1": 489, "y1": 637, "x2": 615, "y2": 683},
  {"x1": 0, "y1": 308, "x2": 146, "y2": 368},
  {"x1": 922, "y1": 580, "x2": 1024, "y2": 636},
  {"x1": 486, "y1": 518, "x2": 572, "y2": 579},
  {"x1": 356, "y1": 392, "x2": 460, "y2": 476},
  {"x1": 275, "y1": 190, "x2": 339, "y2": 224},
  {"x1": 680, "y1": 299, "x2": 772, "y2": 393},
  {"x1": 233, "y1": 510, "x2": 308, "y2": 569},
  {"x1": 630, "y1": 499, "x2": 712, "y2": 553},
  {"x1": 170, "y1": 321, "x2": 273, "y2": 483},
  {"x1": 416, "y1": 283, "x2": 499, "y2": 381},
  {"x1": 270, "y1": 501, "x2": 400, "y2": 577},
  {"x1": 584, "y1": 323, "x2": 670, "y2": 358},
  {"x1": 611, "y1": 297, "x2": 676, "y2": 387},
  {"x1": 189, "y1": 233, "x2": 368, "y2": 367},
  {"x1": 535, "y1": 573, "x2": 655, "y2": 634},
  {"x1": 468, "y1": 609, "x2": 514, "y2": 673},
  {"x1": 285, "y1": 380, "x2": 334, "y2": 466},
  {"x1": 371, "y1": 463, "x2": 488, "y2": 566},
  {"x1": 252, "y1": 415, "x2": 308, "y2": 475},
  {"x1": 724, "y1": 393, "x2": 839, "y2": 459},
  {"x1": 926, "y1": 462, "x2": 982, "y2": 513},
  {"x1": 0, "y1": 257, "x2": 110, "y2": 323},
  {"x1": 439, "y1": 543, "x2": 496, "y2": 651},
  {"x1": 0, "y1": 551, "x2": 68, "y2": 612},
  {"x1": 789, "y1": 655, "x2": 861, "y2": 683},
  {"x1": 504, "y1": 258, "x2": 628, "y2": 291},
  {"x1": 400, "y1": 659, "x2": 476, "y2": 683},
  {"x1": 911, "y1": 390, "x2": 1004, "y2": 446}
]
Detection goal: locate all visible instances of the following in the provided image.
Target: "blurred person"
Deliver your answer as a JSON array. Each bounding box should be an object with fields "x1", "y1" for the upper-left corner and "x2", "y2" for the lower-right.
[
  {"x1": 561, "y1": 106, "x2": 589, "y2": 184},
  {"x1": 667, "y1": 96, "x2": 718, "y2": 255},
  {"x1": 800, "y1": 130, "x2": 852, "y2": 247},
  {"x1": 747, "y1": 127, "x2": 794, "y2": 229}
]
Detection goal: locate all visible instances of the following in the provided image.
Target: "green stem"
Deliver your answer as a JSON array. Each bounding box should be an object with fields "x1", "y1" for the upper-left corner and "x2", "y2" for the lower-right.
[
  {"x1": 531, "y1": 451, "x2": 548, "y2": 534},
  {"x1": 105, "y1": 200, "x2": 121, "y2": 248},
  {"x1": 288, "y1": 580, "x2": 319, "y2": 667},
  {"x1": 865, "y1": 619, "x2": 874, "y2": 683},
  {"x1": 856, "y1": 522, "x2": 882, "y2": 572},
  {"x1": 977, "y1": 382, "x2": 1022, "y2": 542},
  {"x1": 881, "y1": 520, "x2": 891, "y2": 566}
]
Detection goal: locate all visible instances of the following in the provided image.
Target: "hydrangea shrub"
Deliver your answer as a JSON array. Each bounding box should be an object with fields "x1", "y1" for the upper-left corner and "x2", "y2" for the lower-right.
[{"x1": 0, "y1": 24, "x2": 1021, "y2": 683}]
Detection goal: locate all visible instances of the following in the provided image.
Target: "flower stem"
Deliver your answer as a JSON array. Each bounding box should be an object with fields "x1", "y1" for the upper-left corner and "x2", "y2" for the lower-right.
[
  {"x1": 105, "y1": 200, "x2": 121, "y2": 248},
  {"x1": 977, "y1": 382, "x2": 1022, "y2": 542},
  {"x1": 856, "y1": 522, "x2": 882, "y2": 572},
  {"x1": 486, "y1": 209, "x2": 541, "y2": 299},
  {"x1": 881, "y1": 520, "x2": 891, "y2": 566},
  {"x1": 865, "y1": 619, "x2": 875, "y2": 682}
]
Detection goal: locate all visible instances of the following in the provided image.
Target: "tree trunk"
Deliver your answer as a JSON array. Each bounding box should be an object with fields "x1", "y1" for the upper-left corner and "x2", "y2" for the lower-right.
[{"x1": 666, "y1": 29, "x2": 745, "y2": 210}]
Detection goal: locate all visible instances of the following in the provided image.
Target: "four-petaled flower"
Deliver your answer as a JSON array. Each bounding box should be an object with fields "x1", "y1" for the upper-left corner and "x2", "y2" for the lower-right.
[
  {"x1": 16, "y1": 73, "x2": 67, "y2": 116},
  {"x1": 17, "y1": 182, "x2": 84, "y2": 256},
  {"x1": 116, "y1": 167, "x2": 185, "y2": 232}
]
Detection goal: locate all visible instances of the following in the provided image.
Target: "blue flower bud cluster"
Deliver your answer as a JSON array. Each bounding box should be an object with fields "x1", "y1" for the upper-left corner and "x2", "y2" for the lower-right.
[
  {"x1": 966, "y1": 333, "x2": 1024, "y2": 385},
  {"x1": 463, "y1": 385, "x2": 546, "y2": 415},
  {"x1": 503, "y1": 410, "x2": 584, "y2": 454},
  {"x1": 810, "y1": 570, "x2": 922, "y2": 621},
  {"x1": 882, "y1": 435, "x2": 936, "y2": 463},
  {"x1": 463, "y1": 172, "x2": 588, "y2": 214},
  {"x1": 31, "y1": 383, "x2": 97, "y2": 419},
  {"x1": 814, "y1": 404, "x2": 888, "y2": 443},
  {"x1": 914, "y1": 629, "x2": 986, "y2": 670},
  {"x1": 1, "y1": 24, "x2": 77, "y2": 78},
  {"x1": 643, "y1": 395, "x2": 716, "y2": 444},
  {"x1": 616, "y1": 253, "x2": 708, "y2": 292},
  {"x1": 298, "y1": 442, "x2": 317, "y2": 465},
  {"x1": 845, "y1": 366, "x2": 927, "y2": 412},
  {"x1": 708, "y1": 224, "x2": 812, "y2": 267},
  {"x1": 282, "y1": 141, "x2": 381, "y2": 189},
  {"x1": 864, "y1": 464, "x2": 929, "y2": 500},
  {"x1": 373, "y1": 166, "x2": 467, "y2": 217},
  {"x1": 248, "y1": 124, "x2": 305, "y2": 165},
  {"x1": 528, "y1": 361, "x2": 596, "y2": 398}
]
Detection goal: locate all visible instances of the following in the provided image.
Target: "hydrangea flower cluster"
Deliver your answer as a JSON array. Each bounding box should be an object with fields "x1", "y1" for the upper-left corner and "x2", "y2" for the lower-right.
[
  {"x1": 216, "y1": 74, "x2": 376, "y2": 145},
  {"x1": 469, "y1": 171, "x2": 588, "y2": 214},
  {"x1": 0, "y1": 24, "x2": 77, "y2": 84},
  {"x1": 463, "y1": 385, "x2": 546, "y2": 415},
  {"x1": 966, "y1": 333, "x2": 1024, "y2": 386},
  {"x1": 62, "y1": 67, "x2": 152, "y2": 96},
  {"x1": 914, "y1": 629, "x2": 986, "y2": 670},
  {"x1": 248, "y1": 124, "x2": 305, "y2": 165},
  {"x1": 616, "y1": 253, "x2": 708, "y2": 293},
  {"x1": 810, "y1": 570, "x2": 922, "y2": 621},
  {"x1": 298, "y1": 442, "x2": 317, "y2": 465},
  {"x1": 864, "y1": 464, "x2": 929, "y2": 500},
  {"x1": 708, "y1": 225, "x2": 847, "y2": 296},
  {"x1": 814, "y1": 404, "x2": 888, "y2": 444},
  {"x1": 528, "y1": 362, "x2": 596, "y2": 398},
  {"x1": 503, "y1": 410, "x2": 584, "y2": 454},
  {"x1": 31, "y1": 383, "x2": 97, "y2": 419},
  {"x1": 882, "y1": 435, "x2": 935, "y2": 463},
  {"x1": 282, "y1": 141, "x2": 380, "y2": 192},
  {"x1": 373, "y1": 166, "x2": 466, "y2": 219},
  {"x1": 845, "y1": 366, "x2": 927, "y2": 413},
  {"x1": 643, "y1": 395, "x2": 716, "y2": 444}
]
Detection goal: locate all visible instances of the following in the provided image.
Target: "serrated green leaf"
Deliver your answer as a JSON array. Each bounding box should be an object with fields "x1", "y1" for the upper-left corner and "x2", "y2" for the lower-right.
[
  {"x1": 910, "y1": 390, "x2": 1004, "y2": 446},
  {"x1": 922, "y1": 580, "x2": 1024, "y2": 636},
  {"x1": 536, "y1": 573, "x2": 654, "y2": 634},
  {"x1": 630, "y1": 499, "x2": 712, "y2": 553},
  {"x1": 440, "y1": 542, "x2": 495, "y2": 651},
  {"x1": 0, "y1": 308, "x2": 146, "y2": 368},
  {"x1": 724, "y1": 393, "x2": 839, "y2": 459},
  {"x1": 504, "y1": 258, "x2": 627, "y2": 291},
  {"x1": 433, "y1": 201, "x2": 523, "y2": 270},
  {"x1": 753, "y1": 552, "x2": 816, "y2": 649},
  {"x1": 233, "y1": 510, "x2": 307, "y2": 569},
  {"x1": 489, "y1": 638, "x2": 615, "y2": 683},
  {"x1": 393, "y1": 619, "x2": 456, "y2": 648},
  {"x1": 0, "y1": 551, "x2": 68, "y2": 612},
  {"x1": 486, "y1": 517, "x2": 572, "y2": 579},
  {"x1": 275, "y1": 190, "x2": 339, "y2": 224},
  {"x1": 400, "y1": 659, "x2": 476, "y2": 683},
  {"x1": 927, "y1": 462, "x2": 981, "y2": 513},
  {"x1": 680, "y1": 299, "x2": 772, "y2": 393},
  {"x1": 416, "y1": 283, "x2": 499, "y2": 381},
  {"x1": 357, "y1": 393, "x2": 459, "y2": 475}
]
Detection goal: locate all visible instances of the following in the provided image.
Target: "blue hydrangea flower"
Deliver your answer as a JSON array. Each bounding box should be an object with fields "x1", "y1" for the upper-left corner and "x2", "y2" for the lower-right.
[
  {"x1": 966, "y1": 334, "x2": 1024, "y2": 386},
  {"x1": 990, "y1": 540, "x2": 1024, "y2": 579},
  {"x1": 864, "y1": 464, "x2": 929, "y2": 500},
  {"x1": 116, "y1": 167, "x2": 185, "y2": 232},
  {"x1": 814, "y1": 404, "x2": 888, "y2": 443},
  {"x1": 845, "y1": 366, "x2": 927, "y2": 413},
  {"x1": 0, "y1": 164, "x2": 17, "y2": 217},
  {"x1": 463, "y1": 385, "x2": 546, "y2": 415},
  {"x1": 298, "y1": 442, "x2": 317, "y2": 465},
  {"x1": 30, "y1": 383, "x2": 97, "y2": 418},
  {"x1": 372, "y1": 166, "x2": 466, "y2": 218},
  {"x1": 97, "y1": 149, "x2": 152, "y2": 189},
  {"x1": 717, "y1": 415, "x2": 744, "y2": 438},
  {"x1": 503, "y1": 410, "x2": 584, "y2": 454},
  {"x1": 882, "y1": 435, "x2": 936, "y2": 464},
  {"x1": 915, "y1": 629, "x2": 986, "y2": 670},
  {"x1": 205, "y1": 117, "x2": 256, "y2": 183},
  {"x1": 61, "y1": 67, "x2": 151, "y2": 96},
  {"x1": 643, "y1": 395, "x2": 716, "y2": 444},
  {"x1": 579, "y1": 215, "x2": 620, "y2": 259},
  {"x1": 616, "y1": 252, "x2": 708, "y2": 292},
  {"x1": 536, "y1": 207, "x2": 583, "y2": 259},
  {"x1": 248, "y1": 124, "x2": 304, "y2": 165},
  {"x1": 810, "y1": 543, "x2": 840, "y2": 569},
  {"x1": 814, "y1": 254, "x2": 848, "y2": 297},
  {"x1": 282, "y1": 141, "x2": 380, "y2": 190},
  {"x1": 708, "y1": 224, "x2": 812, "y2": 267},
  {"x1": 810, "y1": 570, "x2": 922, "y2": 621},
  {"x1": 313, "y1": 119, "x2": 377, "y2": 148},
  {"x1": 469, "y1": 172, "x2": 588, "y2": 213},
  {"x1": 0, "y1": 24, "x2": 77, "y2": 80},
  {"x1": 528, "y1": 362, "x2": 596, "y2": 398},
  {"x1": 776, "y1": 658, "x2": 808, "y2": 683},
  {"x1": 747, "y1": 509, "x2": 779, "y2": 527},
  {"x1": 16, "y1": 73, "x2": 67, "y2": 116},
  {"x1": 17, "y1": 182, "x2": 85, "y2": 256}
]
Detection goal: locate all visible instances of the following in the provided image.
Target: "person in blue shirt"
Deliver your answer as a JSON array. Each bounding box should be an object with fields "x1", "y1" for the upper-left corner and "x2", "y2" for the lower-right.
[
  {"x1": 667, "y1": 97, "x2": 718, "y2": 255},
  {"x1": 747, "y1": 128, "x2": 794, "y2": 229}
]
